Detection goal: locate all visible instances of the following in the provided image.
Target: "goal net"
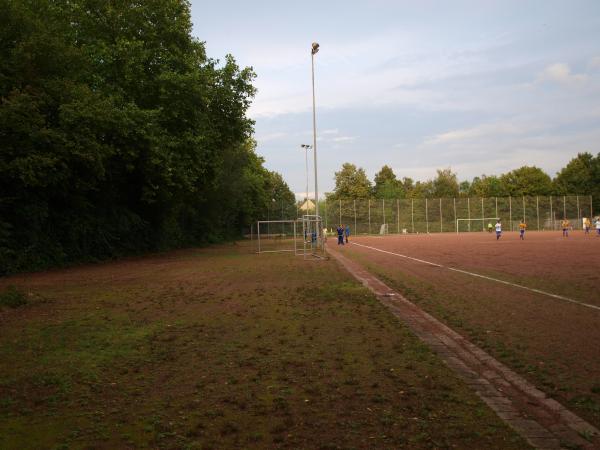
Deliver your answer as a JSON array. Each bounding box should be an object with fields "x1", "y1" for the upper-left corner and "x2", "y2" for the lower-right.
[
  {"x1": 300, "y1": 215, "x2": 326, "y2": 259},
  {"x1": 256, "y1": 220, "x2": 298, "y2": 254},
  {"x1": 255, "y1": 216, "x2": 326, "y2": 259}
]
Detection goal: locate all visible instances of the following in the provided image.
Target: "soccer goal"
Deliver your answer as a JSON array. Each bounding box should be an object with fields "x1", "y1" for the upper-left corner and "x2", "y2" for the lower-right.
[
  {"x1": 255, "y1": 216, "x2": 326, "y2": 259},
  {"x1": 379, "y1": 223, "x2": 389, "y2": 235},
  {"x1": 300, "y1": 214, "x2": 326, "y2": 259},
  {"x1": 456, "y1": 217, "x2": 500, "y2": 233},
  {"x1": 256, "y1": 220, "x2": 298, "y2": 254}
]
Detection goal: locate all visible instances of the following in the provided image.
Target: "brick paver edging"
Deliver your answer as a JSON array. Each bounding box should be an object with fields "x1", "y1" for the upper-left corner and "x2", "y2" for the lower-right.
[{"x1": 328, "y1": 246, "x2": 599, "y2": 450}]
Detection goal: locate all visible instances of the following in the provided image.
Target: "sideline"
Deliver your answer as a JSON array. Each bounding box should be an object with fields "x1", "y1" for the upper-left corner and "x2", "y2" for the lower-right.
[{"x1": 351, "y1": 241, "x2": 600, "y2": 312}]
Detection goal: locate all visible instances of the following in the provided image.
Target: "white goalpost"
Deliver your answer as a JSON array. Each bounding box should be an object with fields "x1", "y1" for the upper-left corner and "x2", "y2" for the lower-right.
[
  {"x1": 300, "y1": 214, "x2": 326, "y2": 259},
  {"x1": 456, "y1": 217, "x2": 500, "y2": 233},
  {"x1": 256, "y1": 216, "x2": 326, "y2": 259},
  {"x1": 256, "y1": 220, "x2": 298, "y2": 254}
]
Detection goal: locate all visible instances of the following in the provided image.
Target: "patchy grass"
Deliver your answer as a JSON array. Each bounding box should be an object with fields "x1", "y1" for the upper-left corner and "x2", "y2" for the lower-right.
[{"x1": 0, "y1": 242, "x2": 527, "y2": 449}]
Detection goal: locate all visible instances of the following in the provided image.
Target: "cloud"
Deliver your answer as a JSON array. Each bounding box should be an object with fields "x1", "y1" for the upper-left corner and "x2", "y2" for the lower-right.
[
  {"x1": 589, "y1": 56, "x2": 600, "y2": 69},
  {"x1": 425, "y1": 121, "x2": 531, "y2": 145},
  {"x1": 331, "y1": 136, "x2": 357, "y2": 143},
  {"x1": 537, "y1": 63, "x2": 588, "y2": 85},
  {"x1": 294, "y1": 191, "x2": 315, "y2": 201},
  {"x1": 314, "y1": 129, "x2": 357, "y2": 145},
  {"x1": 256, "y1": 132, "x2": 287, "y2": 143}
]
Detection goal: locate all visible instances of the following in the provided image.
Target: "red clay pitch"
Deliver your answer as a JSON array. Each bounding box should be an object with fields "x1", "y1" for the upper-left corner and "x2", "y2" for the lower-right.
[
  {"x1": 346, "y1": 230, "x2": 600, "y2": 306},
  {"x1": 334, "y1": 229, "x2": 600, "y2": 430}
]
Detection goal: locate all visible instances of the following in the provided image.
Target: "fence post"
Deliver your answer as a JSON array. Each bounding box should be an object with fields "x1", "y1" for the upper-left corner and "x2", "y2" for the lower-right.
[
  {"x1": 397, "y1": 199, "x2": 400, "y2": 234},
  {"x1": 339, "y1": 199, "x2": 342, "y2": 225},
  {"x1": 257, "y1": 221, "x2": 261, "y2": 253},
  {"x1": 411, "y1": 198, "x2": 414, "y2": 233},
  {"x1": 368, "y1": 199, "x2": 371, "y2": 234},
  {"x1": 354, "y1": 199, "x2": 357, "y2": 235},
  {"x1": 509, "y1": 196, "x2": 512, "y2": 231},
  {"x1": 467, "y1": 197, "x2": 471, "y2": 232},
  {"x1": 440, "y1": 198, "x2": 443, "y2": 232},
  {"x1": 425, "y1": 198, "x2": 429, "y2": 233},
  {"x1": 522, "y1": 196, "x2": 526, "y2": 223},
  {"x1": 577, "y1": 195, "x2": 580, "y2": 228},
  {"x1": 495, "y1": 197, "x2": 498, "y2": 219},
  {"x1": 382, "y1": 199, "x2": 386, "y2": 227},
  {"x1": 481, "y1": 197, "x2": 485, "y2": 231},
  {"x1": 453, "y1": 198, "x2": 457, "y2": 233},
  {"x1": 563, "y1": 196, "x2": 566, "y2": 219},
  {"x1": 536, "y1": 196, "x2": 540, "y2": 231},
  {"x1": 549, "y1": 196, "x2": 553, "y2": 230}
]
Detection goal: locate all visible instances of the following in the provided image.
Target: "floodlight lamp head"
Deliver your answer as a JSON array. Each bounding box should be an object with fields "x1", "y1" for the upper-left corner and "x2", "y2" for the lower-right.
[{"x1": 311, "y1": 42, "x2": 320, "y2": 54}]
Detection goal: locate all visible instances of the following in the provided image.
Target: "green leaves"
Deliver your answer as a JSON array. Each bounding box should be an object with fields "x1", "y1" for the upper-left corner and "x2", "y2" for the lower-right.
[
  {"x1": 331, "y1": 163, "x2": 373, "y2": 199},
  {"x1": 0, "y1": 0, "x2": 278, "y2": 274}
]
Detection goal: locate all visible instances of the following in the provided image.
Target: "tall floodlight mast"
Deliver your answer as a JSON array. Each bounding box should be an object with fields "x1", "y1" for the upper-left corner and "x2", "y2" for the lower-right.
[
  {"x1": 300, "y1": 144, "x2": 312, "y2": 213},
  {"x1": 311, "y1": 42, "x2": 320, "y2": 223}
]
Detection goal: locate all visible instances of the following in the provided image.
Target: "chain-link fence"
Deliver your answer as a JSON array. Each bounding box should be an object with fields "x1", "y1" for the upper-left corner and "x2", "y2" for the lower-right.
[{"x1": 322, "y1": 195, "x2": 595, "y2": 234}]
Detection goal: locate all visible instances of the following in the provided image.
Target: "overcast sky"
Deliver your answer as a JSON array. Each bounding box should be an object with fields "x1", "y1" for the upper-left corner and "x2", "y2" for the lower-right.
[{"x1": 190, "y1": 1, "x2": 600, "y2": 199}]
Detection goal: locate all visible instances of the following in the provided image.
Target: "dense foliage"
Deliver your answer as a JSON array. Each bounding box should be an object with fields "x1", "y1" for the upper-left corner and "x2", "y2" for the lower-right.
[
  {"x1": 329, "y1": 153, "x2": 600, "y2": 209},
  {"x1": 0, "y1": 0, "x2": 294, "y2": 274}
]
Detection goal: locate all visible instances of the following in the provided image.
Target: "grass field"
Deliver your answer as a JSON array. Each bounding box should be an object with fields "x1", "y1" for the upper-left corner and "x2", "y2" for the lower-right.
[
  {"x1": 338, "y1": 230, "x2": 600, "y2": 431},
  {"x1": 0, "y1": 243, "x2": 528, "y2": 449}
]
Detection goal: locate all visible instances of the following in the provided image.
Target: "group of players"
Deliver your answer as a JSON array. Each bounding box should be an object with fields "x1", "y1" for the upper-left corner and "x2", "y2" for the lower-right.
[
  {"x1": 336, "y1": 224, "x2": 350, "y2": 245},
  {"x1": 328, "y1": 218, "x2": 600, "y2": 243},
  {"x1": 490, "y1": 217, "x2": 600, "y2": 240}
]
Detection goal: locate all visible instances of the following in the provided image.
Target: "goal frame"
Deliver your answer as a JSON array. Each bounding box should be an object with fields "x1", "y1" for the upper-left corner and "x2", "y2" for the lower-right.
[
  {"x1": 300, "y1": 214, "x2": 326, "y2": 260},
  {"x1": 256, "y1": 220, "x2": 298, "y2": 254},
  {"x1": 456, "y1": 217, "x2": 500, "y2": 233}
]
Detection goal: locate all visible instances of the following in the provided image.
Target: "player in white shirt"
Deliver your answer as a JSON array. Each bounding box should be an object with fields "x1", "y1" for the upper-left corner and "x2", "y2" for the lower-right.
[{"x1": 495, "y1": 220, "x2": 502, "y2": 240}]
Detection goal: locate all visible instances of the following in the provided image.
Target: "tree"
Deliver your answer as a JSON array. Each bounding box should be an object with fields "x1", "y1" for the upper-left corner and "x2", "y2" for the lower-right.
[
  {"x1": 400, "y1": 177, "x2": 415, "y2": 197},
  {"x1": 553, "y1": 152, "x2": 597, "y2": 195},
  {"x1": 411, "y1": 180, "x2": 434, "y2": 198},
  {"x1": 330, "y1": 163, "x2": 372, "y2": 199},
  {"x1": 0, "y1": 0, "x2": 278, "y2": 273},
  {"x1": 500, "y1": 166, "x2": 553, "y2": 196},
  {"x1": 431, "y1": 168, "x2": 459, "y2": 198},
  {"x1": 373, "y1": 165, "x2": 405, "y2": 198},
  {"x1": 469, "y1": 175, "x2": 507, "y2": 197},
  {"x1": 459, "y1": 181, "x2": 471, "y2": 197}
]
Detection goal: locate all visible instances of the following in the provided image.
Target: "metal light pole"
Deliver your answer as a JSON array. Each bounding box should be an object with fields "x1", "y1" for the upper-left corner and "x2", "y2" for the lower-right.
[
  {"x1": 311, "y1": 42, "x2": 320, "y2": 222},
  {"x1": 300, "y1": 144, "x2": 312, "y2": 213}
]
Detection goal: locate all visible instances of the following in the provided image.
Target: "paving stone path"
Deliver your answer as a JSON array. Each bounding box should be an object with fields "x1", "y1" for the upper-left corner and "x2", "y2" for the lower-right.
[{"x1": 328, "y1": 246, "x2": 600, "y2": 450}]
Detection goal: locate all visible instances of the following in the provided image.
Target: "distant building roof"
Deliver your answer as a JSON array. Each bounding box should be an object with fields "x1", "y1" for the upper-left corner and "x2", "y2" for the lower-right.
[{"x1": 299, "y1": 199, "x2": 315, "y2": 211}]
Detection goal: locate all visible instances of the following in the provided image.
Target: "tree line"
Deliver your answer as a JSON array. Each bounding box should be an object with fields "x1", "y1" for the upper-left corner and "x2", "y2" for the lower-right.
[
  {"x1": 0, "y1": 0, "x2": 294, "y2": 274},
  {"x1": 328, "y1": 153, "x2": 600, "y2": 205}
]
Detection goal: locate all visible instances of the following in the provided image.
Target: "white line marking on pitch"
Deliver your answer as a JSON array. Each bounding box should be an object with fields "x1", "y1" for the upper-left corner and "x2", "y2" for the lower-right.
[{"x1": 351, "y1": 242, "x2": 600, "y2": 312}]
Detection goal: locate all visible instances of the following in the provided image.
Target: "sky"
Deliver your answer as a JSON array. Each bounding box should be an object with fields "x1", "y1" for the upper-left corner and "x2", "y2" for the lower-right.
[{"x1": 190, "y1": 0, "x2": 600, "y2": 199}]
